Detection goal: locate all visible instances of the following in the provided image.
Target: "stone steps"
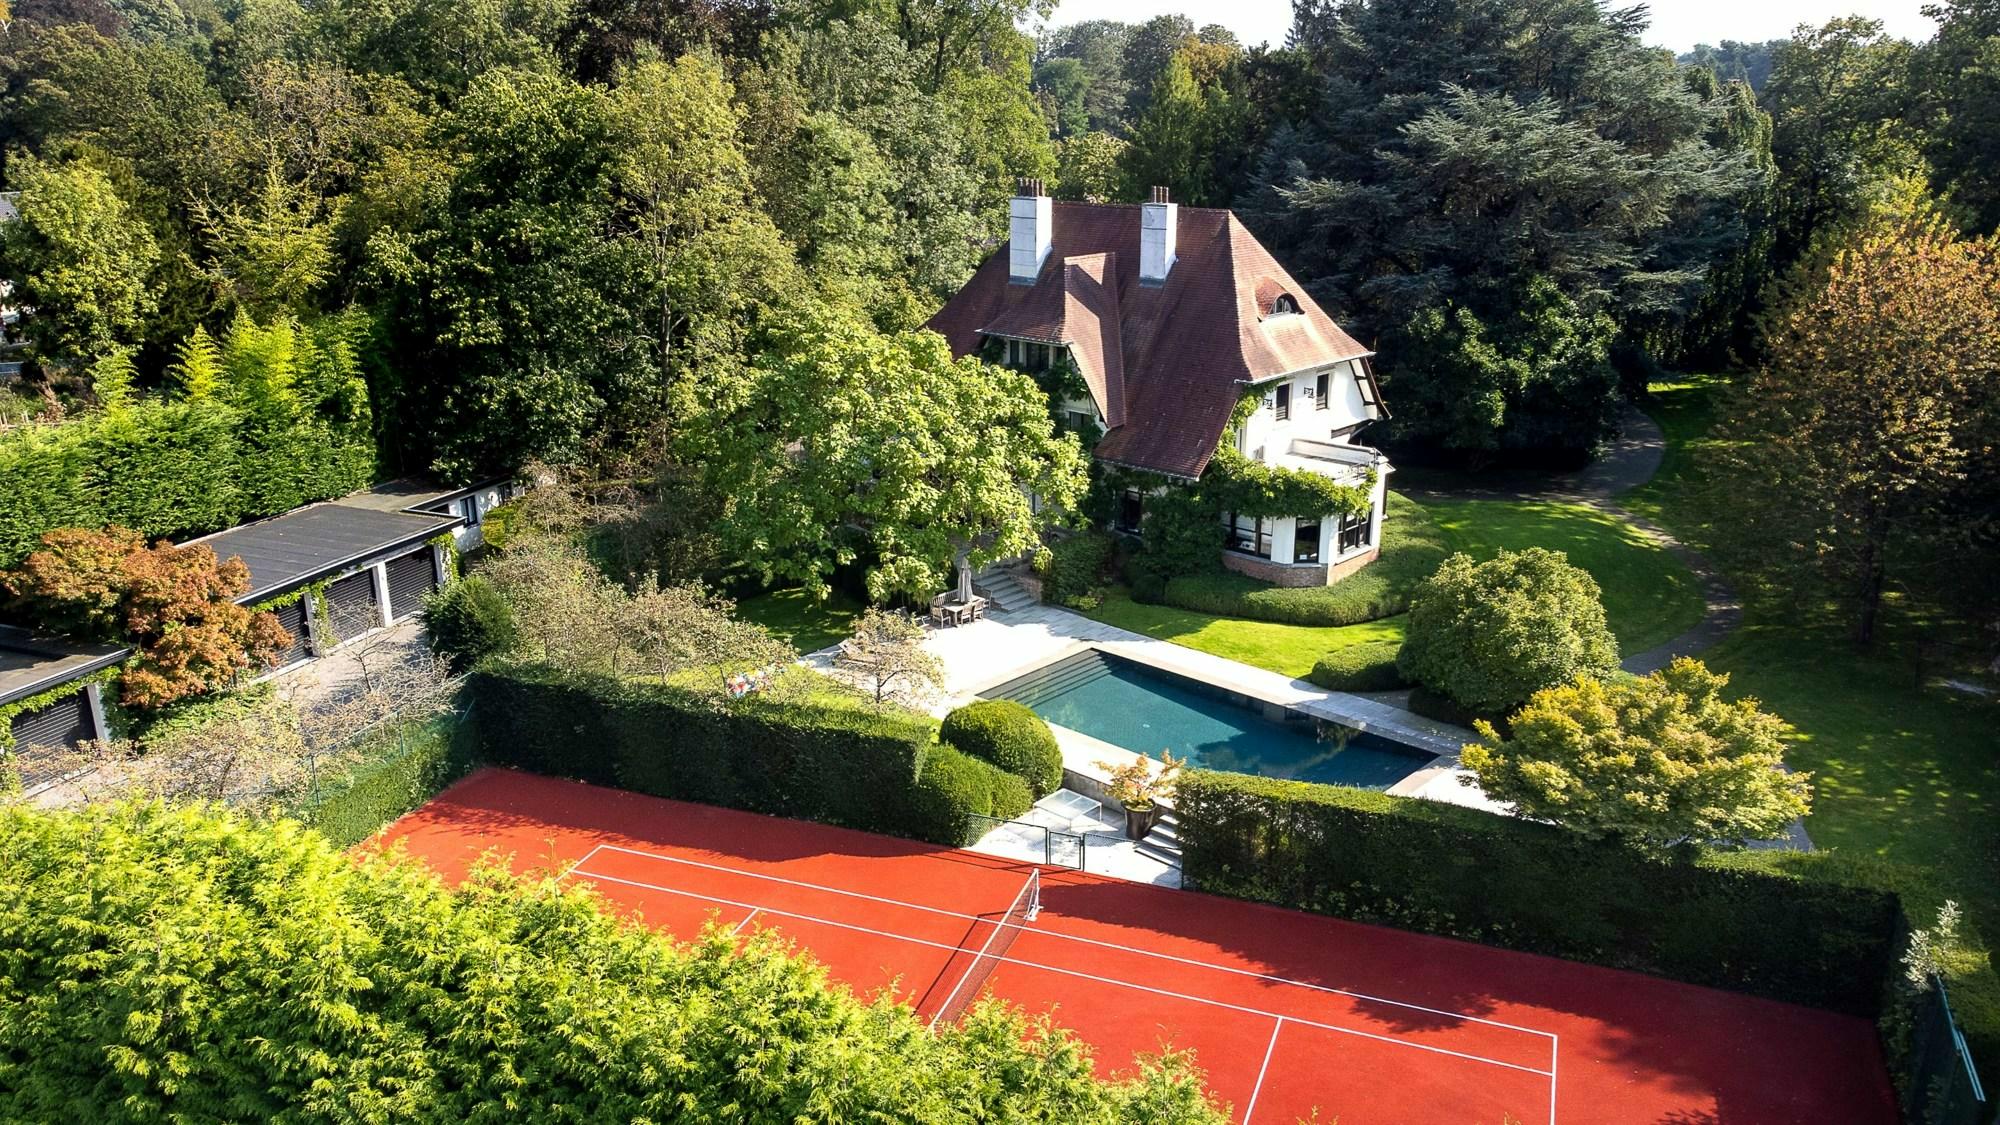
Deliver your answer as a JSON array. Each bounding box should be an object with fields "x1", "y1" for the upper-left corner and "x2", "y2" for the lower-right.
[
  {"x1": 974, "y1": 565, "x2": 1038, "y2": 613},
  {"x1": 1136, "y1": 809, "x2": 1183, "y2": 866}
]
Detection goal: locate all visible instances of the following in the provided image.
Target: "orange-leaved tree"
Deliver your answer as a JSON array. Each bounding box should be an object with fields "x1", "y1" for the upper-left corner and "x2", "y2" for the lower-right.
[
  {"x1": 1725, "y1": 210, "x2": 2000, "y2": 644},
  {"x1": 2, "y1": 527, "x2": 291, "y2": 707}
]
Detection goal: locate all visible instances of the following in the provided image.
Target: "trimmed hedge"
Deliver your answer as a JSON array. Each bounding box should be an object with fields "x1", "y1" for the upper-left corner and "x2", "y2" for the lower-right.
[
  {"x1": 1175, "y1": 770, "x2": 1903, "y2": 1014},
  {"x1": 421, "y1": 576, "x2": 518, "y2": 670},
  {"x1": 465, "y1": 664, "x2": 1022, "y2": 846},
  {"x1": 1160, "y1": 493, "x2": 1449, "y2": 626},
  {"x1": 289, "y1": 714, "x2": 477, "y2": 848},
  {"x1": 941, "y1": 700, "x2": 1062, "y2": 796},
  {"x1": 1306, "y1": 641, "x2": 1408, "y2": 692}
]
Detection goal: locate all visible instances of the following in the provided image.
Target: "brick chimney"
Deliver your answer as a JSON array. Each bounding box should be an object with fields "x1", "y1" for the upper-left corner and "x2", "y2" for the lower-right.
[
  {"x1": 1009, "y1": 177, "x2": 1052, "y2": 284},
  {"x1": 1140, "y1": 186, "x2": 1177, "y2": 285}
]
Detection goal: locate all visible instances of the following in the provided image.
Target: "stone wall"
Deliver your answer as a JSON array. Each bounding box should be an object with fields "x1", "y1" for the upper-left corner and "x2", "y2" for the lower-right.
[{"x1": 1220, "y1": 545, "x2": 1380, "y2": 587}]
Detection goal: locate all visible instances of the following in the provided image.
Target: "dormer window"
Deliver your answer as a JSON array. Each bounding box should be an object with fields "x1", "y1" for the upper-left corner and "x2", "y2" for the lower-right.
[{"x1": 1270, "y1": 293, "x2": 1301, "y2": 317}]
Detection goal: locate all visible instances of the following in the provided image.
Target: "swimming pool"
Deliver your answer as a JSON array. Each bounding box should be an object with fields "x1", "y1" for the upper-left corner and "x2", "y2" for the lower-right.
[{"x1": 982, "y1": 649, "x2": 1436, "y2": 789}]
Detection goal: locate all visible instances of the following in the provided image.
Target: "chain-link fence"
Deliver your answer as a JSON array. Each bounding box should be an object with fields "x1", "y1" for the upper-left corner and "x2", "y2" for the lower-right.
[{"x1": 1903, "y1": 972, "x2": 1991, "y2": 1125}]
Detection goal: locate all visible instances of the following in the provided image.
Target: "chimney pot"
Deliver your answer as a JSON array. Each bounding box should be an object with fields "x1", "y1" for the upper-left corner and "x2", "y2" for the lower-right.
[
  {"x1": 1140, "y1": 189, "x2": 1178, "y2": 284},
  {"x1": 1009, "y1": 180, "x2": 1052, "y2": 284}
]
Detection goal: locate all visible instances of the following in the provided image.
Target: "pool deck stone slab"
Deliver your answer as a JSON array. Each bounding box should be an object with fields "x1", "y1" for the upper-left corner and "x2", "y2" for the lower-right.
[{"x1": 916, "y1": 605, "x2": 1509, "y2": 816}]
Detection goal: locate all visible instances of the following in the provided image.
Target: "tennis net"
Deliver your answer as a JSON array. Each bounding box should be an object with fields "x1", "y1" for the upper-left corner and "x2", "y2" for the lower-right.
[{"x1": 927, "y1": 869, "x2": 1042, "y2": 1029}]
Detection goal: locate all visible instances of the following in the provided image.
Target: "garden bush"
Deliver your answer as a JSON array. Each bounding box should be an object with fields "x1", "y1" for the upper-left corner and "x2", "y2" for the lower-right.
[
  {"x1": 288, "y1": 714, "x2": 476, "y2": 848},
  {"x1": 907, "y1": 744, "x2": 1035, "y2": 844},
  {"x1": 1174, "y1": 770, "x2": 1902, "y2": 1014},
  {"x1": 1398, "y1": 547, "x2": 1620, "y2": 714},
  {"x1": 1036, "y1": 531, "x2": 1115, "y2": 607},
  {"x1": 0, "y1": 801, "x2": 1224, "y2": 1123},
  {"x1": 1306, "y1": 641, "x2": 1407, "y2": 692},
  {"x1": 465, "y1": 664, "x2": 1010, "y2": 846},
  {"x1": 1161, "y1": 494, "x2": 1449, "y2": 625},
  {"x1": 421, "y1": 576, "x2": 519, "y2": 669},
  {"x1": 941, "y1": 699, "x2": 1062, "y2": 796}
]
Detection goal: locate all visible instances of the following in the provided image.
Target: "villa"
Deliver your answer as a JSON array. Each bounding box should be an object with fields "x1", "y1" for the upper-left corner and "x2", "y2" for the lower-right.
[{"x1": 927, "y1": 182, "x2": 1391, "y2": 587}]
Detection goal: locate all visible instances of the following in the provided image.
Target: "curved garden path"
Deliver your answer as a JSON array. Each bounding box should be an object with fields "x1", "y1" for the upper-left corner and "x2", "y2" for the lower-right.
[{"x1": 1398, "y1": 403, "x2": 1743, "y2": 676}]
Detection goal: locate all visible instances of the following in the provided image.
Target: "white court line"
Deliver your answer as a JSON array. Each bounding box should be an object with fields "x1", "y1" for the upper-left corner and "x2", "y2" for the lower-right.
[
  {"x1": 557, "y1": 842, "x2": 606, "y2": 880},
  {"x1": 732, "y1": 908, "x2": 761, "y2": 934},
  {"x1": 1240, "y1": 1017, "x2": 1285, "y2": 1124},
  {"x1": 569, "y1": 862, "x2": 1556, "y2": 1080},
  {"x1": 583, "y1": 843, "x2": 1554, "y2": 1043}
]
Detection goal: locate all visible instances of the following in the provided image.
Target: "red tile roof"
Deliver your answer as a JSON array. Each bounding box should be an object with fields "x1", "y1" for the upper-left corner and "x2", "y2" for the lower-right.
[{"x1": 926, "y1": 202, "x2": 1374, "y2": 479}]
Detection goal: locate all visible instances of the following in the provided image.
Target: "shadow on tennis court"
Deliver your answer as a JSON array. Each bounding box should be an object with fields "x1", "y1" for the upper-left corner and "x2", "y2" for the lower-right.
[{"x1": 377, "y1": 767, "x2": 1899, "y2": 1125}]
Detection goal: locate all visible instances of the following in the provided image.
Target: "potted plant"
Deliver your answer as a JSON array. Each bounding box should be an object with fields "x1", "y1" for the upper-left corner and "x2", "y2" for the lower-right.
[{"x1": 1095, "y1": 751, "x2": 1185, "y2": 839}]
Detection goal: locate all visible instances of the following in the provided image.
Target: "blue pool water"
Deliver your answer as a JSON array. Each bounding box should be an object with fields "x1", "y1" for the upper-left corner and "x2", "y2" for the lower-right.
[{"x1": 984, "y1": 650, "x2": 1434, "y2": 789}]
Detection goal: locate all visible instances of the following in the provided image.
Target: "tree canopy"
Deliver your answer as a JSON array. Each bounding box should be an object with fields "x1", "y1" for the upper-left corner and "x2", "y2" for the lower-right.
[{"x1": 1463, "y1": 658, "x2": 1812, "y2": 852}]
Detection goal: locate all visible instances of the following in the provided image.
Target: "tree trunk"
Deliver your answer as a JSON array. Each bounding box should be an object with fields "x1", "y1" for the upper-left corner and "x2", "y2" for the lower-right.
[{"x1": 1854, "y1": 532, "x2": 1885, "y2": 646}]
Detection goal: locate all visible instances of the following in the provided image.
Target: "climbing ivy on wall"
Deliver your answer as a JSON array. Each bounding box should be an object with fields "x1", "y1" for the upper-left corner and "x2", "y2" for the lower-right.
[{"x1": 0, "y1": 665, "x2": 122, "y2": 753}]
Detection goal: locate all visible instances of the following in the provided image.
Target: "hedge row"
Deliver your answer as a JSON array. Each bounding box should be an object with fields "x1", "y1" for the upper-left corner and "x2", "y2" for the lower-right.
[
  {"x1": 1305, "y1": 640, "x2": 1408, "y2": 692},
  {"x1": 0, "y1": 397, "x2": 373, "y2": 566},
  {"x1": 289, "y1": 714, "x2": 477, "y2": 848},
  {"x1": 1175, "y1": 770, "x2": 1904, "y2": 1015},
  {"x1": 464, "y1": 664, "x2": 1021, "y2": 846}
]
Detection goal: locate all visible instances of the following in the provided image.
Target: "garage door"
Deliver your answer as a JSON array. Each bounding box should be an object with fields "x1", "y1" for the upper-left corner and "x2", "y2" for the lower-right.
[
  {"x1": 322, "y1": 569, "x2": 380, "y2": 641},
  {"x1": 264, "y1": 598, "x2": 313, "y2": 669},
  {"x1": 8, "y1": 689, "x2": 88, "y2": 753},
  {"x1": 386, "y1": 548, "x2": 437, "y2": 621}
]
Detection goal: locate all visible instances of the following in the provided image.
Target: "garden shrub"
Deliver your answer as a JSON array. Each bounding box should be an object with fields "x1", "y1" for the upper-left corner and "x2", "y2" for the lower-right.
[
  {"x1": 906, "y1": 744, "x2": 1033, "y2": 844},
  {"x1": 1306, "y1": 641, "x2": 1407, "y2": 692},
  {"x1": 1405, "y1": 685, "x2": 1484, "y2": 728},
  {"x1": 421, "y1": 575, "x2": 519, "y2": 669},
  {"x1": 1174, "y1": 770, "x2": 1902, "y2": 1014},
  {"x1": 1397, "y1": 548, "x2": 1620, "y2": 715},
  {"x1": 0, "y1": 801, "x2": 1225, "y2": 1123},
  {"x1": 1161, "y1": 493, "x2": 1449, "y2": 624},
  {"x1": 288, "y1": 715, "x2": 476, "y2": 848},
  {"x1": 1036, "y1": 531, "x2": 1115, "y2": 607},
  {"x1": 940, "y1": 700, "x2": 1062, "y2": 796},
  {"x1": 466, "y1": 664, "x2": 1001, "y2": 845}
]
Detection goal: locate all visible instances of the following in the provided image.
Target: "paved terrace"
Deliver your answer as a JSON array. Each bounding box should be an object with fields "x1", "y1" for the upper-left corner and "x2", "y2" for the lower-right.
[{"x1": 816, "y1": 604, "x2": 1505, "y2": 815}]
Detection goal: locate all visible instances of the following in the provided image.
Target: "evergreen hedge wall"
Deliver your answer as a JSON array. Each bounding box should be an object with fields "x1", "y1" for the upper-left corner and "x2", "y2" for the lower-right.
[
  {"x1": 289, "y1": 714, "x2": 477, "y2": 849},
  {"x1": 464, "y1": 665, "x2": 1019, "y2": 846},
  {"x1": 0, "y1": 398, "x2": 373, "y2": 566},
  {"x1": 1175, "y1": 770, "x2": 1904, "y2": 1015}
]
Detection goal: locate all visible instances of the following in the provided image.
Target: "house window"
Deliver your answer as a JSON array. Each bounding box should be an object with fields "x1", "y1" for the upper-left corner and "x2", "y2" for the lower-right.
[
  {"x1": 1272, "y1": 294, "x2": 1300, "y2": 316},
  {"x1": 1064, "y1": 408, "x2": 1094, "y2": 433},
  {"x1": 1315, "y1": 371, "x2": 1330, "y2": 410},
  {"x1": 1223, "y1": 512, "x2": 1271, "y2": 559},
  {"x1": 1116, "y1": 489, "x2": 1144, "y2": 534},
  {"x1": 1274, "y1": 384, "x2": 1291, "y2": 422},
  {"x1": 1337, "y1": 507, "x2": 1373, "y2": 554},
  {"x1": 1294, "y1": 518, "x2": 1322, "y2": 563}
]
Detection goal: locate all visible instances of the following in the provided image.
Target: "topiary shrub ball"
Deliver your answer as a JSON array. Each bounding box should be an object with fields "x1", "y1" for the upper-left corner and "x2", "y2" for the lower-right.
[
  {"x1": 1397, "y1": 548, "x2": 1619, "y2": 717},
  {"x1": 421, "y1": 575, "x2": 519, "y2": 670},
  {"x1": 940, "y1": 700, "x2": 1063, "y2": 797}
]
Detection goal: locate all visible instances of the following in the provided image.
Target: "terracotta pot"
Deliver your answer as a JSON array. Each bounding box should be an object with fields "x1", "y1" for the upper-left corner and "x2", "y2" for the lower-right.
[{"x1": 1123, "y1": 804, "x2": 1156, "y2": 840}]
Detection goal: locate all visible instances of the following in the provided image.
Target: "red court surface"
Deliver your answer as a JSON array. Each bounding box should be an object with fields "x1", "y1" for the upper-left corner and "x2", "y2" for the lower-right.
[{"x1": 379, "y1": 769, "x2": 1898, "y2": 1124}]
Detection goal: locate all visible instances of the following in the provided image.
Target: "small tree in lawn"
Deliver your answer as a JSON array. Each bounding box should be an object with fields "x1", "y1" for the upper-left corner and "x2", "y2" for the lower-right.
[
  {"x1": 836, "y1": 607, "x2": 942, "y2": 707},
  {"x1": 1397, "y1": 548, "x2": 1620, "y2": 717},
  {"x1": 1, "y1": 527, "x2": 290, "y2": 708},
  {"x1": 1461, "y1": 658, "x2": 1812, "y2": 853}
]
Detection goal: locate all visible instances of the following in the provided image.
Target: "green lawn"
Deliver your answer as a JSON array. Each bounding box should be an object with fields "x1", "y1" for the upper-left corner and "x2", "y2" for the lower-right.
[
  {"x1": 1623, "y1": 375, "x2": 2000, "y2": 1056},
  {"x1": 1422, "y1": 498, "x2": 1707, "y2": 654},
  {"x1": 1083, "y1": 589, "x2": 1407, "y2": 680},
  {"x1": 735, "y1": 586, "x2": 863, "y2": 653}
]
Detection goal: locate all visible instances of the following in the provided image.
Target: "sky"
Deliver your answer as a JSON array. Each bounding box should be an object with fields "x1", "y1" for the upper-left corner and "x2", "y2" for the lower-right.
[{"x1": 1037, "y1": 0, "x2": 1940, "y2": 53}]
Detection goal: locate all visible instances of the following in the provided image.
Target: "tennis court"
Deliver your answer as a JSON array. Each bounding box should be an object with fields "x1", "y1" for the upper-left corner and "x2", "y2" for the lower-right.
[{"x1": 381, "y1": 769, "x2": 1899, "y2": 1124}]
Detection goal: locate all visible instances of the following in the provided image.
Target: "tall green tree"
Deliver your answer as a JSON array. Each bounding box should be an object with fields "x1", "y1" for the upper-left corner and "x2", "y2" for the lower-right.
[
  {"x1": 1244, "y1": 0, "x2": 1759, "y2": 458},
  {"x1": 704, "y1": 313, "x2": 1088, "y2": 601},
  {"x1": 0, "y1": 152, "x2": 159, "y2": 365},
  {"x1": 1910, "y1": 0, "x2": 2000, "y2": 232}
]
